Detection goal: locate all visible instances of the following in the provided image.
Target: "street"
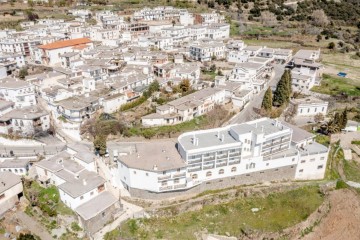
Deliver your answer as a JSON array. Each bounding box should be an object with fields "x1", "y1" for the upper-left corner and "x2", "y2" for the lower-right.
[{"x1": 227, "y1": 63, "x2": 285, "y2": 125}]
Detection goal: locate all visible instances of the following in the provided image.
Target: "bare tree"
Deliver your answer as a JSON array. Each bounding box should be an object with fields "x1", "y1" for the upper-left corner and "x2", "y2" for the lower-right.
[
  {"x1": 311, "y1": 10, "x2": 329, "y2": 27},
  {"x1": 314, "y1": 113, "x2": 325, "y2": 123},
  {"x1": 260, "y1": 11, "x2": 278, "y2": 27}
]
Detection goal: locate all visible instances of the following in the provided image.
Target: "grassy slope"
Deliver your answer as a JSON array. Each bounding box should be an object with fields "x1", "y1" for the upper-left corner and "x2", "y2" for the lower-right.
[
  {"x1": 118, "y1": 186, "x2": 323, "y2": 240},
  {"x1": 311, "y1": 74, "x2": 360, "y2": 96}
]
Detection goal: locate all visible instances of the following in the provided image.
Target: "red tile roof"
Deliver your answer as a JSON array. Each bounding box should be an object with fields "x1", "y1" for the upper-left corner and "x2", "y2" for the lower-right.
[{"x1": 38, "y1": 38, "x2": 92, "y2": 50}]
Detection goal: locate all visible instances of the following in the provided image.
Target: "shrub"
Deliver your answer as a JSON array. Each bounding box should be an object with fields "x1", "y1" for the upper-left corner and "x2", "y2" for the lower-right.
[
  {"x1": 71, "y1": 222, "x2": 82, "y2": 232},
  {"x1": 336, "y1": 179, "x2": 348, "y2": 189}
]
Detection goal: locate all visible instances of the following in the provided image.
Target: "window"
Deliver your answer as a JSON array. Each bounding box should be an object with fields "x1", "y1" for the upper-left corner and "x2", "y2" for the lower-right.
[
  {"x1": 219, "y1": 169, "x2": 224, "y2": 175},
  {"x1": 0, "y1": 194, "x2": 5, "y2": 200},
  {"x1": 301, "y1": 160, "x2": 306, "y2": 163},
  {"x1": 320, "y1": 157, "x2": 325, "y2": 160},
  {"x1": 206, "y1": 171, "x2": 212, "y2": 177},
  {"x1": 133, "y1": 171, "x2": 136, "y2": 174},
  {"x1": 292, "y1": 158, "x2": 295, "y2": 162},
  {"x1": 102, "y1": 212, "x2": 105, "y2": 218},
  {"x1": 80, "y1": 196, "x2": 84, "y2": 200},
  {"x1": 161, "y1": 181, "x2": 167, "y2": 186},
  {"x1": 174, "y1": 179, "x2": 180, "y2": 184},
  {"x1": 192, "y1": 174, "x2": 198, "y2": 179},
  {"x1": 231, "y1": 167, "x2": 236, "y2": 172},
  {"x1": 317, "y1": 165, "x2": 323, "y2": 169},
  {"x1": 146, "y1": 173, "x2": 149, "y2": 176},
  {"x1": 266, "y1": 163, "x2": 269, "y2": 166},
  {"x1": 177, "y1": 168, "x2": 180, "y2": 172},
  {"x1": 310, "y1": 158, "x2": 315, "y2": 162},
  {"x1": 90, "y1": 191, "x2": 94, "y2": 196},
  {"x1": 299, "y1": 169, "x2": 303, "y2": 173},
  {"x1": 163, "y1": 171, "x2": 166, "y2": 175}
]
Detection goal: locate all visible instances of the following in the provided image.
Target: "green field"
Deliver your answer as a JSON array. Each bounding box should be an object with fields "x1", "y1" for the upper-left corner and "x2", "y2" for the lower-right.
[
  {"x1": 116, "y1": 186, "x2": 323, "y2": 240},
  {"x1": 344, "y1": 160, "x2": 360, "y2": 182},
  {"x1": 311, "y1": 74, "x2": 360, "y2": 96}
]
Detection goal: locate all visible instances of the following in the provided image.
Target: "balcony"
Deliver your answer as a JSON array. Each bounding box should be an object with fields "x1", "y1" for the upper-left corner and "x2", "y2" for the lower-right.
[
  {"x1": 216, "y1": 163, "x2": 227, "y2": 167},
  {"x1": 229, "y1": 152, "x2": 241, "y2": 157},
  {"x1": 229, "y1": 160, "x2": 240, "y2": 165},
  {"x1": 203, "y1": 156, "x2": 215, "y2": 161},
  {"x1": 188, "y1": 159, "x2": 202, "y2": 165},
  {"x1": 173, "y1": 172, "x2": 186, "y2": 178},
  {"x1": 188, "y1": 167, "x2": 201, "y2": 172},
  {"x1": 174, "y1": 183, "x2": 187, "y2": 190},
  {"x1": 203, "y1": 165, "x2": 214, "y2": 170},
  {"x1": 159, "y1": 186, "x2": 173, "y2": 191},
  {"x1": 217, "y1": 154, "x2": 228, "y2": 159},
  {"x1": 158, "y1": 175, "x2": 171, "y2": 181}
]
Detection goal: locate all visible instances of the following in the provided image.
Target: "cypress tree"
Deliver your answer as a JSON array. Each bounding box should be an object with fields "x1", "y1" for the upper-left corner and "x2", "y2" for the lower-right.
[
  {"x1": 286, "y1": 70, "x2": 292, "y2": 97},
  {"x1": 273, "y1": 71, "x2": 288, "y2": 106},
  {"x1": 333, "y1": 112, "x2": 341, "y2": 127},
  {"x1": 340, "y1": 108, "x2": 348, "y2": 129},
  {"x1": 261, "y1": 87, "x2": 273, "y2": 111}
]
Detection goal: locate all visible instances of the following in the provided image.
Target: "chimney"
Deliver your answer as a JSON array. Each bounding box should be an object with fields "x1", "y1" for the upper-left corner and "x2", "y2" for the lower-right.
[
  {"x1": 153, "y1": 164, "x2": 158, "y2": 171},
  {"x1": 221, "y1": 134, "x2": 224, "y2": 142},
  {"x1": 261, "y1": 126, "x2": 264, "y2": 132},
  {"x1": 83, "y1": 179, "x2": 87, "y2": 185}
]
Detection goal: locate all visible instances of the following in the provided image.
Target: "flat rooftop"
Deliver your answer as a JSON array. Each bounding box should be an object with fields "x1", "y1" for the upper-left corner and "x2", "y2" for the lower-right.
[
  {"x1": 118, "y1": 141, "x2": 186, "y2": 172},
  {"x1": 178, "y1": 128, "x2": 239, "y2": 151}
]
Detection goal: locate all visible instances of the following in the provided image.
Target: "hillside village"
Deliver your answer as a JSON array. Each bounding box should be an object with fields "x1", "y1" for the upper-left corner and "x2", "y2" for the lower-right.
[{"x1": 0, "y1": 3, "x2": 359, "y2": 240}]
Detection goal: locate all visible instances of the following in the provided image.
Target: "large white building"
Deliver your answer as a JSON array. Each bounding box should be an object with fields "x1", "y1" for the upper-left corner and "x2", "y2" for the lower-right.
[
  {"x1": 0, "y1": 78, "x2": 36, "y2": 108},
  {"x1": 110, "y1": 118, "x2": 329, "y2": 198}
]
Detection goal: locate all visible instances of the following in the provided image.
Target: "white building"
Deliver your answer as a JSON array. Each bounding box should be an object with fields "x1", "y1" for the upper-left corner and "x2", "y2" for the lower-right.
[
  {"x1": 37, "y1": 38, "x2": 93, "y2": 66},
  {"x1": 291, "y1": 67, "x2": 317, "y2": 93},
  {"x1": 190, "y1": 41, "x2": 226, "y2": 62},
  {"x1": 228, "y1": 62, "x2": 269, "y2": 92},
  {"x1": 0, "y1": 78, "x2": 36, "y2": 108},
  {"x1": 0, "y1": 159, "x2": 30, "y2": 175},
  {"x1": 0, "y1": 106, "x2": 50, "y2": 136},
  {"x1": 110, "y1": 118, "x2": 329, "y2": 197},
  {"x1": 142, "y1": 87, "x2": 226, "y2": 126},
  {"x1": 0, "y1": 172, "x2": 23, "y2": 216},
  {"x1": 290, "y1": 96, "x2": 328, "y2": 117}
]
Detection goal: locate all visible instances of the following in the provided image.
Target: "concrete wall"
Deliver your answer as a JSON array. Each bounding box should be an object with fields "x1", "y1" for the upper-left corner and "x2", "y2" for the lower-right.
[
  {"x1": 128, "y1": 164, "x2": 297, "y2": 200},
  {"x1": 0, "y1": 182, "x2": 23, "y2": 216}
]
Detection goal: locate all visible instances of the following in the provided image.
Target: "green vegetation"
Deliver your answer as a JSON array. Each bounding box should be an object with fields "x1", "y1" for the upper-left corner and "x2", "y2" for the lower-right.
[
  {"x1": 70, "y1": 222, "x2": 82, "y2": 232},
  {"x1": 324, "y1": 144, "x2": 341, "y2": 180},
  {"x1": 104, "y1": 228, "x2": 121, "y2": 240},
  {"x1": 126, "y1": 116, "x2": 208, "y2": 139},
  {"x1": 120, "y1": 96, "x2": 147, "y2": 111},
  {"x1": 24, "y1": 180, "x2": 74, "y2": 217},
  {"x1": 320, "y1": 108, "x2": 348, "y2": 135},
  {"x1": 336, "y1": 179, "x2": 348, "y2": 189},
  {"x1": 273, "y1": 70, "x2": 292, "y2": 107},
  {"x1": 311, "y1": 74, "x2": 360, "y2": 96},
  {"x1": 314, "y1": 134, "x2": 330, "y2": 147},
  {"x1": 351, "y1": 140, "x2": 360, "y2": 145},
  {"x1": 17, "y1": 233, "x2": 40, "y2": 240},
  {"x1": 344, "y1": 160, "x2": 360, "y2": 182},
  {"x1": 119, "y1": 186, "x2": 324, "y2": 239},
  {"x1": 120, "y1": 81, "x2": 160, "y2": 111},
  {"x1": 261, "y1": 87, "x2": 273, "y2": 112}
]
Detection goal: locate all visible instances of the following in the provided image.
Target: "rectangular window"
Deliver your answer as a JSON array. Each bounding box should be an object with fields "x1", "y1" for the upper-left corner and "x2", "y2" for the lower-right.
[
  {"x1": 301, "y1": 160, "x2": 306, "y2": 163},
  {"x1": 310, "y1": 158, "x2": 315, "y2": 162},
  {"x1": 174, "y1": 179, "x2": 180, "y2": 184},
  {"x1": 161, "y1": 181, "x2": 167, "y2": 186},
  {"x1": 317, "y1": 165, "x2": 323, "y2": 169},
  {"x1": 320, "y1": 157, "x2": 325, "y2": 160},
  {"x1": 80, "y1": 196, "x2": 84, "y2": 200},
  {"x1": 299, "y1": 169, "x2": 304, "y2": 173}
]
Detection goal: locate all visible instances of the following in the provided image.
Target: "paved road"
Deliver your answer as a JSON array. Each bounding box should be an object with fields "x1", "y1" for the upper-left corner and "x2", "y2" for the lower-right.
[
  {"x1": 227, "y1": 63, "x2": 285, "y2": 125},
  {"x1": 0, "y1": 144, "x2": 66, "y2": 158}
]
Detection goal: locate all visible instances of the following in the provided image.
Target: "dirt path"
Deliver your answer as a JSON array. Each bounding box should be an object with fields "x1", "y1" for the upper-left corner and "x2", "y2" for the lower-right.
[
  {"x1": 15, "y1": 211, "x2": 53, "y2": 240},
  {"x1": 302, "y1": 189, "x2": 360, "y2": 240}
]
